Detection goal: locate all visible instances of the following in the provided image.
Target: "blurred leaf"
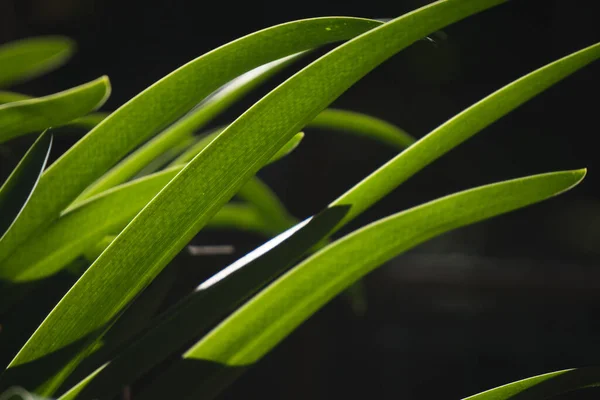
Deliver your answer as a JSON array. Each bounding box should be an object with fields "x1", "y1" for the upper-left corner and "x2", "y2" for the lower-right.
[
  {"x1": 0, "y1": 77, "x2": 111, "y2": 143},
  {"x1": 0, "y1": 91, "x2": 30, "y2": 104},
  {"x1": 76, "y1": 54, "x2": 302, "y2": 201},
  {"x1": 310, "y1": 108, "x2": 414, "y2": 148},
  {"x1": 39, "y1": 1, "x2": 505, "y2": 395},
  {"x1": 463, "y1": 368, "x2": 600, "y2": 399},
  {"x1": 144, "y1": 170, "x2": 585, "y2": 399},
  {"x1": 236, "y1": 177, "x2": 295, "y2": 233},
  {"x1": 0, "y1": 36, "x2": 75, "y2": 88},
  {"x1": 0, "y1": 132, "x2": 52, "y2": 239},
  {"x1": 0, "y1": 17, "x2": 380, "y2": 274}
]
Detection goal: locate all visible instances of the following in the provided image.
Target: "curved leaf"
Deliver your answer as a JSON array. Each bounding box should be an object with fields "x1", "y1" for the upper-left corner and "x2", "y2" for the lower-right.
[
  {"x1": 2, "y1": 3, "x2": 504, "y2": 394},
  {"x1": 0, "y1": 17, "x2": 381, "y2": 271},
  {"x1": 141, "y1": 170, "x2": 585, "y2": 400},
  {"x1": 0, "y1": 132, "x2": 53, "y2": 239},
  {"x1": 309, "y1": 108, "x2": 414, "y2": 148},
  {"x1": 0, "y1": 36, "x2": 74, "y2": 87},
  {"x1": 463, "y1": 368, "x2": 600, "y2": 400},
  {"x1": 0, "y1": 165, "x2": 276, "y2": 282},
  {"x1": 57, "y1": 206, "x2": 350, "y2": 400},
  {"x1": 0, "y1": 90, "x2": 107, "y2": 131},
  {"x1": 0, "y1": 77, "x2": 111, "y2": 143},
  {"x1": 76, "y1": 54, "x2": 302, "y2": 201},
  {"x1": 328, "y1": 42, "x2": 600, "y2": 229}
]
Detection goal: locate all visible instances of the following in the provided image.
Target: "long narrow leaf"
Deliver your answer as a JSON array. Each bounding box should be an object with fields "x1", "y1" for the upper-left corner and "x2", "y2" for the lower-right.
[
  {"x1": 0, "y1": 132, "x2": 53, "y2": 239},
  {"x1": 141, "y1": 170, "x2": 584, "y2": 400},
  {"x1": 0, "y1": 17, "x2": 381, "y2": 271},
  {"x1": 0, "y1": 167, "x2": 275, "y2": 282},
  {"x1": 463, "y1": 368, "x2": 600, "y2": 400},
  {"x1": 58, "y1": 12, "x2": 600, "y2": 400},
  {"x1": 0, "y1": 77, "x2": 111, "y2": 143},
  {"x1": 76, "y1": 54, "x2": 302, "y2": 201},
  {"x1": 0, "y1": 36, "x2": 74, "y2": 87},
  {"x1": 2, "y1": 3, "x2": 504, "y2": 395},
  {"x1": 57, "y1": 206, "x2": 350, "y2": 400},
  {"x1": 328, "y1": 42, "x2": 600, "y2": 229},
  {"x1": 0, "y1": 90, "x2": 107, "y2": 131}
]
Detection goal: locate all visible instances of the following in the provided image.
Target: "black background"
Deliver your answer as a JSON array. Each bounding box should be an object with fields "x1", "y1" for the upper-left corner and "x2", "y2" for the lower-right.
[{"x1": 1, "y1": 0, "x2": 600, "y2": 399}]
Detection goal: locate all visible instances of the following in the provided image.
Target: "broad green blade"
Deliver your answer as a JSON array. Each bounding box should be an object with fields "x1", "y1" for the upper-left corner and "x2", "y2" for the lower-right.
[
  {"x1": 0, "y1": 132, "x2": 52, "y2": 239},
  {"x1": 0, "y1": 165, "x2": 274, "y2": 282},
  {"x1": 76, "y1": 54, "x2": 302, "y2": 201},
  {"x1": 328, "y1": 42, "x2": 600, "y2": 229},
  {"x1": 0, "y1": 17, "x2": 381, "y2": 272},
  {"x1": 310, "y1": 108, "x2": 414, "y2": 148},
  {"x1": 0, "y1": 77, "x2": 111, "y2": 143},
  {"x1": 0, "y1": 36, "x2": 74, "y2": 87},
  {"x1": 3, "y1": 2, "x2": 503, "y2": 394},
  {"x1": 56, "y1": 206, "x2": 350, "y2": 400},
  {"x1": 463, "y1": 368, "x2": 600, "y2": 399},
  {"x1": 141, "y1": 170, "x2": 584, "y2": 400}
]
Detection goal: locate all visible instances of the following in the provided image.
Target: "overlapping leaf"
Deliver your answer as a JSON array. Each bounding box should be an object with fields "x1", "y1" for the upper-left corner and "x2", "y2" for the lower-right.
[
  {"x1": 0, "y1": 77, "x2": 110, "y2": 143},
  {"x1": 140, "y1": 170, "x2": 584, "y2": 400},
  {"x1": 57, "y1": 25, "x2": 599, "y2": 400},
  {"x1": 0, "y1": 17, "x2": 380, "y2": 271},
  {"x1": 0, "y1": 132, "x2": 52, "y2": 239},
  {"x1": 5, "y1": 1, "x2": 507, "y2": 395}
]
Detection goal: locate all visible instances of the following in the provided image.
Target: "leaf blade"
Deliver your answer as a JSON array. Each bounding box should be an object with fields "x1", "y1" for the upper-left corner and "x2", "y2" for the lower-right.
[
  {"x1": 152, "y1": 170, "x2": 585, "y2": 400},
  {"x1": 0, "y1": 77, "x2": 111, "y2": 143},
  {"x1": 4, "y1": 2, "x2": 505, "y2": 393},
  {"x1": 0, "y1": 36, "x2": 75, "y2": 87},
  {"x1": 0, "y1": 16, "x2": 381, "y2": 274},
  {"x1": 0, "y1": 132, "x2": 53, "y2": 239}
]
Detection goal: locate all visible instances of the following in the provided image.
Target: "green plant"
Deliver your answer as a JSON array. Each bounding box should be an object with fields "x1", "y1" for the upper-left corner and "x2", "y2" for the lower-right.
[{"x1": 0, "y1": 1, "x2": 598, "y2": 399}]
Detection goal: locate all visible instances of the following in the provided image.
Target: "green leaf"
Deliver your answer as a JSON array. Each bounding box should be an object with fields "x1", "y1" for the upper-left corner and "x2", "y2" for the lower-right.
[
  {"x1": 462, "y1": 368, "x2": 600, "y2": 399},
  {"x1": 56, "y1": 206, "x2": 350, "y2": 400},
  {"x1": 0, "y1": 132, "x2": 53, "y2": 239},
  {"x1": 236, "y1": 177, "x2": 296, "y2": 233},
  {"x1": 0, "y1": 165, "x2": 278, "y2": 282},
  {"x1": 2, "y1": 3, "x2": 504, "y2": 394},
  {"x1": 0, "y1": 90, "x2": 107, "y2": 131},
  {"x1": 0, "y1": 91, "x2": 30, "y2": 104},
  {"x1": 140, "y1": 170, "x2": 584, "y2": 400},
  {"x1": 328, "y1": 42, "x2": 600, "y2": 230},
  {"x1": 0, "y1": 17, "x2": 381, "y2": 272},
  {"x1": 0, "y1": 36, "x2": 75, "y2": 87},
  {"x1": 76, "y1": 54, "x2": 301, "y2": 201},
  {"x1": 0, "y1": 77, "x2": 111, "y2": 143},
  {"x1": 309, "y1": 108, "x2": 414, "y2": 148}
]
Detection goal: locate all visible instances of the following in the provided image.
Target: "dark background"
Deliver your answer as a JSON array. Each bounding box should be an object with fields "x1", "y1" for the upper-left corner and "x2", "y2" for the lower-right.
[{"x1": 1, "y1": 0, "x2": 600, "y2": 399}]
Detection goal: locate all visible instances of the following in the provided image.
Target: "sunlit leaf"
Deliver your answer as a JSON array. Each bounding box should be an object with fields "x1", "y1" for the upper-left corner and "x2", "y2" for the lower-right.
[
  {"x1": 0, "y1": 77, "x2": 111, "y2": 143},
  {"x1": 143, "y1": 170, "x2": 584, "y2": 400},
  {"x1": 76, "y1": 54, "x2": 302, "y2": 201},
  {"x1": 0, "y1": 17, "x2": 380, "y2": 273},
  {"x1": 14, "y1": 1, "x2": 505, "y2": 395}
]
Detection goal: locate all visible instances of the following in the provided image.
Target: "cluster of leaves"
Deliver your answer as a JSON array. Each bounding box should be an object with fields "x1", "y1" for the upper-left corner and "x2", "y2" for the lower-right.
[{"x1": 0, "y1": 1, "x2": 598, "y2": 399}]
